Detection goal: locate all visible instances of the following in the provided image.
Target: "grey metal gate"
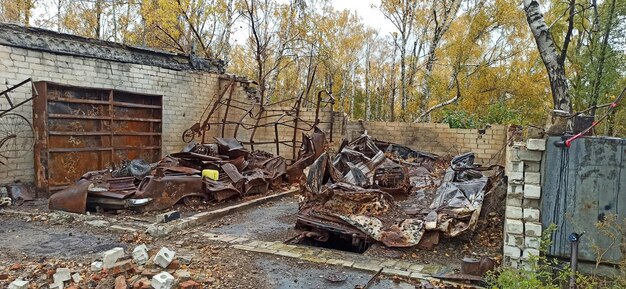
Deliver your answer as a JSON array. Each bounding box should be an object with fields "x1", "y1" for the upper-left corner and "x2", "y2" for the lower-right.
[{"x1": 542, "y1": 136, "x2": 626, "y2": 264}]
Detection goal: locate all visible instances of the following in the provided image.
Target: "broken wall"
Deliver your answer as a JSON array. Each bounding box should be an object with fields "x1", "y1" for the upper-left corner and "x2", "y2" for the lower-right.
[
  {"x1": 502, "y1": 138, "x2": 545, "y2": 268},
  {"x1": 344, "y1": 121, "x2": 507, "y2": 165},
  {"x1": 0, "y1": 24, "x2": 248, "y2": 186}
]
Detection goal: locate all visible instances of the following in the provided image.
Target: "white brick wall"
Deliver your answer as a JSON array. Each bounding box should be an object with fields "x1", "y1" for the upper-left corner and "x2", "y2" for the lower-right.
[
  {"x1": 502, "y1": 137, "x2": 546, "y2": 267},
  {"x1": 0, "y1": 44, "x2": 238, "y2": 185}
]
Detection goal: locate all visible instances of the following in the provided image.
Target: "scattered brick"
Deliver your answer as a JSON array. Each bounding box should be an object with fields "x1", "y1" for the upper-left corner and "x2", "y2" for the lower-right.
[
  {"x1": 179, "y1": 280, "x2": 201, "y2": 289},
  {"x1": 115, "y1": 275, "x2": 128, "y2": 289}
]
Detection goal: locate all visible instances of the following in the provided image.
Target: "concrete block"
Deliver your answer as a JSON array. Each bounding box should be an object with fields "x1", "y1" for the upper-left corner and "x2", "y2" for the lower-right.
[
  {"x1": 512, "y1": 150, "x2": 542, "y2": 162},
  {"x1": 8, "y1": 279, "x2": 28, "y2": 289},
  {"x1": 505, "y1": 233, "x2": 524, "y2": 247},
  {"x1": 53, "y1": 268, "x2": 71, "y2": 283},
  {"x1": 527, "y1": 139, "x2": 546, "y2": 151},
  {"x1": 522, "y1": 248, "x2": 540, "y2": 260},
  {"x1": 525, "y1": 222, "x2": 542, "y2": 237},
  {"x1": 511, "y1": 161, "x2": 524, "y2": 173},
  {"x1": 71, "y1": 273, "x2": 82, "y2": 283},
  {"x1": 525, "y1": 161, "x2": 541, "y2": 172},
  {"x1": 156, "y1": 210, "x2": 181, "y2": 223},
  {"x1": 506, "y1": 194, "x2": 522, "y2": 207},
  {"x1": 154, "y1": 247, "x2": 176, "y2": 268},
  {"x1": 90, "y1": 261, "x2": 103, "y2": 272},
  {"x1": 505, "y1": 219, "x2": 524, "y2": 235},
  {"x1": 133, "y1": 244, "x2": 149, "y2": 265},
  {"x1": 151, "y1": 272, "x2": 175, "y2": 289},
  {"x1": 505, "y1": 206, "x2": 523, "y2": 219},
  {"x1": 102, "y1": 247, "x2": 125, "y2": 269},
  {"x1": 524, "y1": 184, "x2": 541, "y2": 199},
  {"x1": 523, "y1": 198, "x2": 541, "y2": 209},
  {"x1": 503, "y1": 245, "x2": 521, "y2": 258},
  {"x1": 507, "y1": 183, "x2": 523, "y2": 195},
  {"x1": 49, "y1": 282, "x2": 63, "y2": 289},
  {"x1": 523, "y1": 208, "x2": 540, "y2": 222},
  {"x1": 525, "y1": 237, "x2": 540, "y2": 249},
  {"x1": 508, "y1": 171, "x2": 524, "y2": 181},
  {"x1": 524, "y1": 172, "x2": 541, "y2": 185}
]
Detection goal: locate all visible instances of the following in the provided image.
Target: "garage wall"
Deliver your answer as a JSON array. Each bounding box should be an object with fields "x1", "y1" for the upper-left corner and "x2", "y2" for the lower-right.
[{"x1": 0, "y1": 24, "x2": 249, "y2": 186}]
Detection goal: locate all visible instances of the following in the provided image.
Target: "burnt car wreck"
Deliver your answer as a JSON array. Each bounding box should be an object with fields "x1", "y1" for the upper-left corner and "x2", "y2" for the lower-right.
[
  {"x1": 49, "y1": 139, "x2": 290, "y2": 214},
  {"x1": 293, "y1": 134, "x2": 503, "y2": 251}
]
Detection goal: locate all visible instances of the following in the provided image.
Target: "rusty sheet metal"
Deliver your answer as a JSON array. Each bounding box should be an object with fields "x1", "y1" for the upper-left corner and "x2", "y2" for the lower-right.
[
  {"x1": 205, "y1": 178, "x2": 241, "y2": 202},
  {"x1": 286, "y1": 128, "x2": 326, "y2": 182},
  {"x1": 215, "y1": 137, "x2": 249, "y2": 159},
  {"x1": 33, "y1": 81, "x2": 162, "y2": 194},
  {"x1": 48, "y1": 128, "x2": 291, "y2": 213},
  {"x1": 48, "y1": 179, "x2": 90, "y2": 213},
  {"x1": 133, "y1": 175, "x2": 204, "y2": 212},
  {"x1": 372, "y1": 160, "x2": 410, "y2": 194}
]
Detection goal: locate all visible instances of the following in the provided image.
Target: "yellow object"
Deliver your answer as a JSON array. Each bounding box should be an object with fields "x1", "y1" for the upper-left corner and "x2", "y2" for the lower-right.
[{"x1": 202, "y1": 169, "x2": 219, "y2": 180}]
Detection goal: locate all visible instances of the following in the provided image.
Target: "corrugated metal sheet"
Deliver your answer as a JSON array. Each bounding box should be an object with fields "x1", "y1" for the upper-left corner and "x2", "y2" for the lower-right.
[
  {"x1": 33, "y1": 82, "x2": 162, "y2": 194},
  {"x1": 542, "y1": 136, "x2": 626, "y2": 263}
]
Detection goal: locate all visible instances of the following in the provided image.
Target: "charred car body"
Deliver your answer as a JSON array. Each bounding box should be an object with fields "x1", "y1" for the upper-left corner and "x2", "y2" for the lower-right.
[{"x1": 294, "y1": 134, "x2": 503, "y2": 250}]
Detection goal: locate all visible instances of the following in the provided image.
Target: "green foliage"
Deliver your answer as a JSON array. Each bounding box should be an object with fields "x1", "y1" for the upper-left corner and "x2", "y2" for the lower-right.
[
  {"x1": 486, "y1": 224, "x2": 597, "y2": 289},
  {"x1": 440, "y1": 108, "x2": 477, "y2": 129},
  {"x1": 440, "y1": 103, "x2": 522, "y2": 129}
]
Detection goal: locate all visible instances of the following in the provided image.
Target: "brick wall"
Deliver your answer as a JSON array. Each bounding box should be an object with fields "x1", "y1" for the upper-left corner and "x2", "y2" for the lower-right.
[
  {"x1": 502, "y1": 138, "x2": 546, "y2": 268},
  {"x1": 0, "y1": 44, "x2": 244, "y2": 185},
  {"x1": 343, "y1": 121, "x2": 508, "y2": 165}
]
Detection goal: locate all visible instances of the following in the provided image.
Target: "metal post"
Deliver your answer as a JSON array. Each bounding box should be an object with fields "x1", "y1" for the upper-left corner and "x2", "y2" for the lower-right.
[{"x1": 568, "y1": 232, "x2": 583, "y2": 289}]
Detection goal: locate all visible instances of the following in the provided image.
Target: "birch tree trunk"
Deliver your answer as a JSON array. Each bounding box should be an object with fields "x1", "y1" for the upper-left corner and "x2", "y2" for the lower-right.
[{"x1": 523, "y1": 0, "x2": 572, "y2": 113}]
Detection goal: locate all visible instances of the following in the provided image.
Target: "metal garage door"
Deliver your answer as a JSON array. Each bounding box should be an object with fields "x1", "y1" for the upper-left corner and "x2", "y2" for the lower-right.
[
  {"x1": 542, "y1": 136, "x2": 626, "y2": 263},
  {"x1": 33, "y1": 82, "x2": 162, "y2": 194}
]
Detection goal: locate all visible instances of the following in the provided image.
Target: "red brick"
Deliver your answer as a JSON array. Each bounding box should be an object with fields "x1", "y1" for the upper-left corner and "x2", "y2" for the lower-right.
[
  {"x1": 115, "y1": 275, "x2": 127, "y2": 289},
  {"x1": 179, "y1": 280, "x2": 201, "y2": 289},
  {"x1": 132, "y1": 277, "x2": 151, "y2": 289},
  {"x1": 105, "y1": 259, "x2": 137, "y2": 276},
  {"x1": 166, "y1": 259, "x2": 180, "y2": 270}
]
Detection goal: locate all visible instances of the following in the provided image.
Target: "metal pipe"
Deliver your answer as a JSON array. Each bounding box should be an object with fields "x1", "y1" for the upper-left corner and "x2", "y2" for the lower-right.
[{"x1": 568, "y1": 232, "x2": 584, "y2": 289}]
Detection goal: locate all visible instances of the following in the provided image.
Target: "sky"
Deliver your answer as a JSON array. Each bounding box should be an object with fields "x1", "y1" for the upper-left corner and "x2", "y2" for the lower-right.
[
  {"x1": 330, "y1": 0, "x2": 395, "y2": 35},
  {"x1": 29, "y1": 0, "x2": 398, "y2": 45},
  {"x1": 227, "y1": 0, "x2": 396, "y2": 45}
]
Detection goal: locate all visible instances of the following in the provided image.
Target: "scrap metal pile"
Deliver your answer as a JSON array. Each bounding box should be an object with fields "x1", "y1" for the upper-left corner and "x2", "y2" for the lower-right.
[
  {"x1": 49, "y1": 138, "x2": 288, "y2": 214},
  {"x1": 295, "y1": 134, "x2": 503, "y2": 249}
]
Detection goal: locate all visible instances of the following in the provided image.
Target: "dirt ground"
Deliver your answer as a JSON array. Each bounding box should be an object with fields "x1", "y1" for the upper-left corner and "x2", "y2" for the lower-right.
[{"x1": 0, "y1": 179, "x2": 505, "y2": 289}]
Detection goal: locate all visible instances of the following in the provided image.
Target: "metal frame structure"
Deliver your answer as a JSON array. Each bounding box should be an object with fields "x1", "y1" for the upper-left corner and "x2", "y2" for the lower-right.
[
  {"x1": 0, "y1": 78, "x2": 38, "y2": 160},
  {"x1": 183, "y1": 75, "x2": 336, "y2": 161}
]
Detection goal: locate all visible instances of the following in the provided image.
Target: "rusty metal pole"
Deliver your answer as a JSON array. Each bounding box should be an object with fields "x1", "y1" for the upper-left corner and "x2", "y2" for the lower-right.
[{"x1": 568, "y1": 232, "x2": 583, "y2": 289}]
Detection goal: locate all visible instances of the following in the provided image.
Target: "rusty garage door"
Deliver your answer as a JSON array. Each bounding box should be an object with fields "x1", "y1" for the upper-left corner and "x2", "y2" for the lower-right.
[{"x1": 33, "y1": 82, "x2": 162, "y2": 194}]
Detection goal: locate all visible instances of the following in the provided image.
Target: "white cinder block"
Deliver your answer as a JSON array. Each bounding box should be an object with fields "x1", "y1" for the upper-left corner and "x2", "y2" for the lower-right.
[
  {"x1": 102, "y1": 247, "x2": 125, "y2": 269},
  {"x1": 151, "y1": 272, "x2": 175, "y2": 289},
  {"x1": 53, "y1": 268, "x2": 71, "y2": 283},
  {"x1": 133, "y1": 244, "x2": 150, "y2": 265},
  {"x1": 90, "y1": 261, "x2": 103, "y2": 272},
  {"x1": 154, "y1": 247, "x2": 176, "y2": 268},
  {"x1": 8, "y1": 279, "x2": 28, "y2": 289}
]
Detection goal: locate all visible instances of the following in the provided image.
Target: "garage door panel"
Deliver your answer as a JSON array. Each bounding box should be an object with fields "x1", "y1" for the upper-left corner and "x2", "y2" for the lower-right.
[{"x1": 33, "y1": 81, "x2": 162, "y2": 194}]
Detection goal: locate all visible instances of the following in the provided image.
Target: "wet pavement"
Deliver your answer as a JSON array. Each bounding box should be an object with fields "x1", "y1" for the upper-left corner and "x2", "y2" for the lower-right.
[
  {"x1": 211, "y1": 196, "x2": 298, "y2": 240},
  {"x1": 257, "y1": 259, "x2": 416, "y2": 289},
  {"x1": 0, "y1": 218, "x2": 124, "y2": 259}
]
